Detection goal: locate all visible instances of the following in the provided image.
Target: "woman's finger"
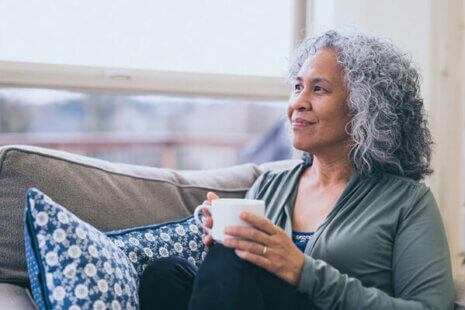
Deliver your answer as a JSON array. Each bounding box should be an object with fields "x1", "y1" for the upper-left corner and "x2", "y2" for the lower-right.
[
  {"x1": 202, "y1": 217, "x2": 212, "y2": 235},
  {"x1": 234, "y1": 249, "x2": 270, "y2": 270},
  {"x1": 201, "y1": 207, "x2": 212, "y2": 218},
  {"x1": 207, "y1": 192, "x2": 219, "y2": 201},
  {"x1": 203, "y1": 234, "x2": 213, "y2": 249},
  {"x1": 223, "y1": 238, "x2": 267, "y2": 256},
  {"x1": 204, "y1": 216, "x2": 212, "y2": 228},
  {"x1": 224, "y1": 226, "x2": 271, "y2": 245},
  {"x1": 239, "y1": 211, "x2": 276, "y2": 235}
]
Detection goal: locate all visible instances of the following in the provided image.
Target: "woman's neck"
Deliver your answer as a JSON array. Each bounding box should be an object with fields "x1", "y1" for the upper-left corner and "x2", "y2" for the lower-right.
[{"x1": 305, "y1": 153, "x2": 354, "y2": 187}]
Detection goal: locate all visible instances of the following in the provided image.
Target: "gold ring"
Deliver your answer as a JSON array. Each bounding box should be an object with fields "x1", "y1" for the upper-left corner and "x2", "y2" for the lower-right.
[{"x1": 262, "y1": 246, "x2": 267, "y2": 255}]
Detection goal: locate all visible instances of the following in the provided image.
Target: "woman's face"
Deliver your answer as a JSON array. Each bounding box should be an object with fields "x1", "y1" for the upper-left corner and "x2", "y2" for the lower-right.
[{"x1": 287, "y1": 48, "x2": 352, "y2": 155}]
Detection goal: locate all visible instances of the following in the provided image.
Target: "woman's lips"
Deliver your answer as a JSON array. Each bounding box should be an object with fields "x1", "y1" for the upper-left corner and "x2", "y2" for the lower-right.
[{"x1": 291, "y1": 118, "x2": 316, "y2": 128}]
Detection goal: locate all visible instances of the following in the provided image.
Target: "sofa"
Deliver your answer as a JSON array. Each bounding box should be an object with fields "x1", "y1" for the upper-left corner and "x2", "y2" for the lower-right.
[{"x1": 0, "y1": 144, "x2": 464, "y2": 309}]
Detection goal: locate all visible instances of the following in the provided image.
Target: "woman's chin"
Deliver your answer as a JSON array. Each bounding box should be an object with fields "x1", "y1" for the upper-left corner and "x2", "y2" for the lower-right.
[{"x1": 292, "y1": 140, "x2": 314, "y2": 153}]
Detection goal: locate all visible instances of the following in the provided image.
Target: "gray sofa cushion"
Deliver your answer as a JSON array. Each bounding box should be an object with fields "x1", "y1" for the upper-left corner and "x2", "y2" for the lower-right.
[
  {"x1": 0, "y1": 145, "x2": 295, "y2": 286},
  {"x1": 0, "y1": 283, "x2": 36, "y2": 310}
]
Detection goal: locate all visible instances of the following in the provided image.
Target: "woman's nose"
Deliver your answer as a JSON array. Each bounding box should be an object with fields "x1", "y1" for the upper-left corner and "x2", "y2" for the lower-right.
[{"x1": 289, "y1": 93, "x2": 312, "y2": 111}]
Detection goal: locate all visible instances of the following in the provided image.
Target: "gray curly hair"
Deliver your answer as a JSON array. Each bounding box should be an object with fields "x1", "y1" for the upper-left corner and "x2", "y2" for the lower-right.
[{"x1": 289, "y1": 31, "x2": 433, "y2": 181}]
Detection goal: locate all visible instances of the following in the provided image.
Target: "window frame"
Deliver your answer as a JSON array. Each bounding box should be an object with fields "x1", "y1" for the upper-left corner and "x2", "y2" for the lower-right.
[
  {"x1": 0, "y1": 60, "x2": 289, "y2": 100},
  {"x1": 0, "y1": 0, "x2": 308, "y2": 100}
]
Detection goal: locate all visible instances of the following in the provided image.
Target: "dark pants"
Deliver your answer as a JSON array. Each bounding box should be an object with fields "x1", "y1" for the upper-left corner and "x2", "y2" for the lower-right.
[{"x1": 139, "y1": 244, "x2": 312, "y2": 310}]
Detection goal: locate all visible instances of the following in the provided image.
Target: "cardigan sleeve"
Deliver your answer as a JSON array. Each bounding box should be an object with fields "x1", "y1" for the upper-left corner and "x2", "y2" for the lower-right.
[
  {"x1": 244, "y1": 171, "x2": 271, "y2": 200},
  {"x1": 296, "y1": 187, "x2": 455, "y2": 309}
]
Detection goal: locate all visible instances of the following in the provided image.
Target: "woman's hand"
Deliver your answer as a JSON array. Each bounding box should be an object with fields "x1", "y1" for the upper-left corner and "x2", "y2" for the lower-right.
[
  {"x1": 222, "y1": 211, "x2": 305, "y2": 286},
  {"x1": 202, "y1": 192, "x2": 219, "y2": 250}
]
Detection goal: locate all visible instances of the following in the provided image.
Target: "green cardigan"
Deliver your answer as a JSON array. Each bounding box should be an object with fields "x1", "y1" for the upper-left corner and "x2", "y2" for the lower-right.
[{"x1": 245, "y1": 162, "x2": 454, "y2": 309}]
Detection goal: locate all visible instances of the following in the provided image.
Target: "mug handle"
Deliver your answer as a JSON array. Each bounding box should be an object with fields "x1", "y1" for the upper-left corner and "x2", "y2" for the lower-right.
[{"x1": 194, "y1": 204, "x2": 212, "y2": 234}]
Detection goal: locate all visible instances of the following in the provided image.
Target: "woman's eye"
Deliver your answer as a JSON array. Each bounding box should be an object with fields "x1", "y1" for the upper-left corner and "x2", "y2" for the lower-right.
[
  {"x1": 314, "y1": 86, "x2": 324, "y2": 92},
  {"x1": 294, "y1": 84, "x2": 303, "y2": 92}
]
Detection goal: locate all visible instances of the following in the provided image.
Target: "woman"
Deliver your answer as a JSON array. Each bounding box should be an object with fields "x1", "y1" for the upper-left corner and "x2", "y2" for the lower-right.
[{"x1": 139, "y1": 31, "x2": 455, "y2": 309}]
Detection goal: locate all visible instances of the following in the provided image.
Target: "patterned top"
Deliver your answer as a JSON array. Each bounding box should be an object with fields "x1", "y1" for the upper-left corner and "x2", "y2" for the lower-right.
[{"x1": 292, "y1": 231, "x2": 314, "y2": 253}]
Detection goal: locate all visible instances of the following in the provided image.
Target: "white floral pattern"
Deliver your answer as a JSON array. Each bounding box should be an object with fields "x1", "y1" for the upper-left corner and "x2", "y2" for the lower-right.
[
  {"x1": 106, "y1": 214, "x2": 207, "y2": 277},
  {"x1": 24, "y1": 188, "x2": 139, "y2": 310},
  {"x1": 25, "y1": 187, "x2": 208, "y2": 310}
]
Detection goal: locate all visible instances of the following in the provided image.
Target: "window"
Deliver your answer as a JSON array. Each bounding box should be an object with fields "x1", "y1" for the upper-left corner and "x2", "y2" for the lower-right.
[
  {"x1": 0, "y1": 0, "x2": 303, "y2": 98},
  {"x1": 1, "y1": 0, "x2": 292, "y2": 77},
  {"x1": 0, "y1": 1, "x2": 303, "y2": 168},
  {"x1": 0, "y1": 88, "x2": 291, "y2": 169}
]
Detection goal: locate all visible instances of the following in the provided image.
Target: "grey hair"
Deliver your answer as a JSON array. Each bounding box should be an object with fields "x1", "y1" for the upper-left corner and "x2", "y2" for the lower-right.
[{"x1": 289, "y1": 31, "x2": 433, "y2": 181}]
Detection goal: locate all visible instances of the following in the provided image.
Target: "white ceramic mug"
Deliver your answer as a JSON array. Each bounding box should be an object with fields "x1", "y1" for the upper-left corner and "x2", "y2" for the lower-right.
[{"x1": 194, "y1": 198, "x2": 265, "y2": 242}]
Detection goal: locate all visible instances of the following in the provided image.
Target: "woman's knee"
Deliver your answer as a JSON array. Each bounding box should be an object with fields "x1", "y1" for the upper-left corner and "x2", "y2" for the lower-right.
[
  {"x1": 189, "y1": 245, "x2": 263, "y2": 310},
  {"x1": 205, "y1": 244, "x2": 246, "y2": 268},
  {"x1": 139, "y1": 257, "x2": 198, "y2": 310},
  {"x1": 140, "y1": 256, "x2": 197, "y2": 287}
]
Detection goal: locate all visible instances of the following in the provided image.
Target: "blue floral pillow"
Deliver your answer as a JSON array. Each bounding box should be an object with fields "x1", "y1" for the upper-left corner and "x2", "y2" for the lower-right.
[
  {"x1": 106, "y1": 215, "x2": 207, "y2": 277},
  {"x1": 25, "y1": 188, "x2": 207, "y2": 310},
  {"x1": 25, "y1": 188, "x2": 139, "y2": 310}
]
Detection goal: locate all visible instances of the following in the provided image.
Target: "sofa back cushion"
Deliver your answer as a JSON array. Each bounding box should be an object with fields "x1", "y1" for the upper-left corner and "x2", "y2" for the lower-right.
[{"x1": 0, "y1": 144, "x2": 295, "y2": 286}]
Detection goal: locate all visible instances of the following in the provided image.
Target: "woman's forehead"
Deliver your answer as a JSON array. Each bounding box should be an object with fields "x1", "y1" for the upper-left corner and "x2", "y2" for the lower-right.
[{"x1": 298, "y1": 48, "x2": 343, "y2": 81}]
